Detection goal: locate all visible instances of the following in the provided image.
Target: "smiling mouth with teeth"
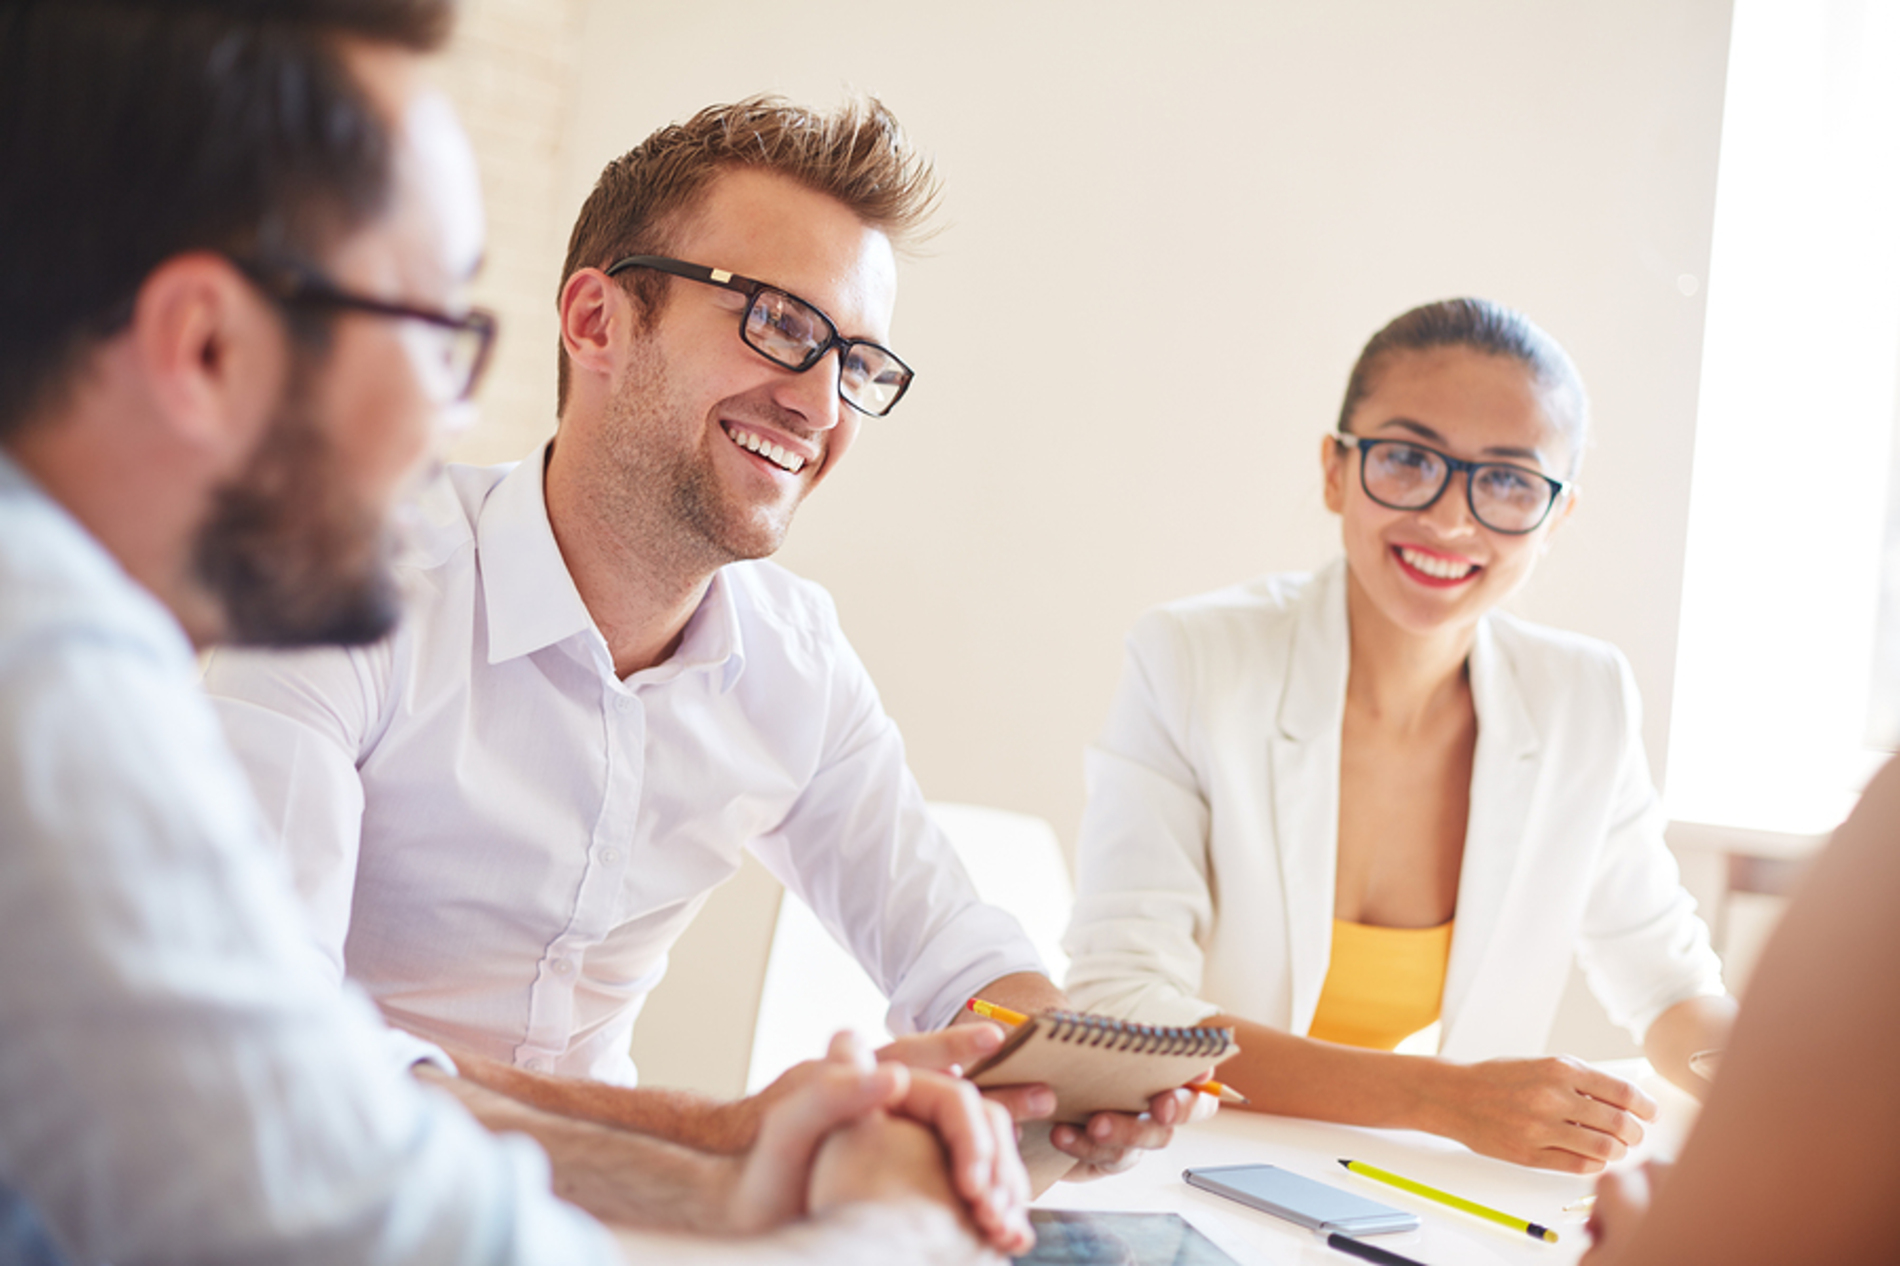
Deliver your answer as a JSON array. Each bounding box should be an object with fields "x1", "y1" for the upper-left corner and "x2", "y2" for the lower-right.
[
  {"x1": 1395, "y1": 545, "x2": 1478, "y2": 583},
  {"x1": 723, "y1": 423, "x2": 807, "y2": 474}
]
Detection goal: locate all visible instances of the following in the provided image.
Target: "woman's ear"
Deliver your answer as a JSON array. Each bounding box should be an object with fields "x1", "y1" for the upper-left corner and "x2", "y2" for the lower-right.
[
  {"x1": 1540, "y1": 484, "x2": 1581, "y2": 551},
  {"x1": 1321, "y1": 433, "x2": 1349, "y2": 515}
]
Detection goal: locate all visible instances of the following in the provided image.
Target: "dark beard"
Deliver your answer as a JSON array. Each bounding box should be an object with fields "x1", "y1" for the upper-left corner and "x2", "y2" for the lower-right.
[{"x1": 192, "y1": 361, "x2": 402, "y2": 649}]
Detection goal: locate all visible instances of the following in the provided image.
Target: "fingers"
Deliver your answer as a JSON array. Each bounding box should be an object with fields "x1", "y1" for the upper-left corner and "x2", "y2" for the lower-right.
[
  {"x1": 731, "y1": 1033, "x2": 928, "y2": 1233},
  {"x1": 981, "y1": 1082, "x2": 1058, "y2": 1122},
  {"x1": 1448, "y1": 1057, "x2": 1661, "y2": 1173},
  {"x1": 893, "y1": 1070, "x2": 1033, "y2": 1254},
  {"x1": 1048, "y1": 1105, "x2": 1176, "y2": 1178},
  {"x1": 1572, "y1": 1064, "x2": 1660, "y2": 1122},
  {"x1": 1567, "y1": 1092, "x2": 1647, "y2": 1152},
  {"x1": 1147, "y1": 1087, "x2": 1196, "y2": 1128},
  {"x1": 827, "y1": 1028, "x2": 878, "y2": 1076},
  {"x1": 1185, "y1": 1091, "x2": 1222, "y2": 1124},
  {"x1": 874, "y1": 1023, "x2": 1006, "y2": 1074}
]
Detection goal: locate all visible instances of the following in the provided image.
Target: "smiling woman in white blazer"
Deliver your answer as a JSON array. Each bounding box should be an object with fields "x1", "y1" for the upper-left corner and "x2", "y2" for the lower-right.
[{"x1": 1064, "y1": 299, "x2": 1735, "y2": 1174}]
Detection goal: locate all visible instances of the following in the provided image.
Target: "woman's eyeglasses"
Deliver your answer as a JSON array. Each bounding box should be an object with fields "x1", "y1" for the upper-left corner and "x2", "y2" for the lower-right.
[{"x1": 1334, "y1": 433, "x2": 1570, "y2": 534}]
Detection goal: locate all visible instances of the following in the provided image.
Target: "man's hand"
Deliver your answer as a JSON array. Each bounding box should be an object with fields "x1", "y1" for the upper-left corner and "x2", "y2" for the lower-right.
[
  {"x1": 1423, "y1": 1056, "x2": 1657, "y2": 1173},
  {"x1": 978, "y1": 1081, "x2": 1210, "y2": 1183},
  {"x1": 808, "y1": 1111, "x2": 1023, "y2": 1261},
  {"x1": 729, "y1": 1031, "x2": 1031, "y2": 1254},
  {"x1": 711, "y1": 1025, "x2": 1010, "y2": 1153},
  {"x1": 891, "y1": 1066, "x2": 1031, "y2": 1250},
  {"x1": 1581, "y1": 1159, "x2": 1668, "y2": 1265}
]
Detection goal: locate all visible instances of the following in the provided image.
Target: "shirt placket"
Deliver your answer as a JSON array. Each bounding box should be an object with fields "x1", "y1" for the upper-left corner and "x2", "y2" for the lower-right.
[{"x1": 514, "y1": 679, "x2": 643, "y2": 1071}]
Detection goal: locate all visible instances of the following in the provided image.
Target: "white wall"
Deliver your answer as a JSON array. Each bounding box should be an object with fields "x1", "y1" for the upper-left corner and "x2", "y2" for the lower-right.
[
  {"x1": 551, "y1": 0, "x2": 1732, "y2": 851},
  {"x1": 442, "y1": 1, "x2": 1738, "y2": 1080}
]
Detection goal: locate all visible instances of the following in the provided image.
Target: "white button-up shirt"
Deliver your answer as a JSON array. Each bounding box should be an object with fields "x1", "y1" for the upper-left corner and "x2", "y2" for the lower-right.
[
  {"x1": 0, "y1": 452, "x2": 617, "y2": 1265},
  {"x1": 203, "y1": 444, "x2": 1042, "y2": 1084}
]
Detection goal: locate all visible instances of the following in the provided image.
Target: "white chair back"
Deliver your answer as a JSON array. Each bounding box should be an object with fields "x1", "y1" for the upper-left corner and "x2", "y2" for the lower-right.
[{"x1": 744, "y1": 802, "x2": 1071, "y2": 1093}]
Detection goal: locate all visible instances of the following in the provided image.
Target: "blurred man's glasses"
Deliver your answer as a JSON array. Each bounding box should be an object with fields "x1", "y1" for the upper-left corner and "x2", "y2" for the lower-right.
[
  {"x1": 231, "y1": 257, "x2": 497, "y2": 402},
  {"x1": 605, "y1": 254, "x2": 914, "y2": 417},
  {"x1": 1333, "y1": 433, "x2": 1570, "y2": 534}
]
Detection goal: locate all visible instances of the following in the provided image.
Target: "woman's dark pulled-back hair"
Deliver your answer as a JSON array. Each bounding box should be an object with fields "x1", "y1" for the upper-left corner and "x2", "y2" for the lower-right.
[
  {"x1": 0, "y1": 0, "x2": 454, "y2": 438},
  {"x1": 1337, "y1": 297, "x2": 1590, "y2": 477}
]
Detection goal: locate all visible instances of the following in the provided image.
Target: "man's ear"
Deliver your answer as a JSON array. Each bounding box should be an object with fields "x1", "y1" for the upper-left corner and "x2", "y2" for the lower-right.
[
  {"x1": 1321, "y1": 433, "x2": 1349, "y2": 515},
  {"x1": 559, "y1": 268, "x2": 627, "y2": 389},
  {"x1": 129, "y1": 252, "x2": 286, "y2": 460}
]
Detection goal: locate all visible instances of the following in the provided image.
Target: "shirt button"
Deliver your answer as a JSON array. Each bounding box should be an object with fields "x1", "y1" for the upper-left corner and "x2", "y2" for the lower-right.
[
  {"x1": 524, "y1": 1057, "x2": 550, "y2": 1073},
  {"x1": 614, "y1": 696, "x2": 633, "y2": 712},
  {"x1": 552, "y1": 959, "x2": 574, "y2": 976},
  {"x1": 600, "y1": 848, "x2": 621, "y2": 865}
]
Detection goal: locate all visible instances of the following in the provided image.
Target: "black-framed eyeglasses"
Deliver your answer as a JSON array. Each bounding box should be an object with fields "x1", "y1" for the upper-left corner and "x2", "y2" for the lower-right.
[
  {"x1": 229, "y1": 257, "x2": 498, "y2": 403},
  {"x1": 1333, "y1": 433, "x2": 1571, "y2": 534},
  {"x1": 605, "y1": 255, "x2": 914, "y2": 417}
]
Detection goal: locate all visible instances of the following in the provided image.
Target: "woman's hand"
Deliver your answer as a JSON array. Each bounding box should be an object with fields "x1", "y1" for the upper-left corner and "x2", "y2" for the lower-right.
[
  {"x1": 1580, "y1": 1159, "x2": 1669, "y2": 1264},
  {"x1": 1422, "y1": 1056, "x2": 1656, "y2": 1172}
]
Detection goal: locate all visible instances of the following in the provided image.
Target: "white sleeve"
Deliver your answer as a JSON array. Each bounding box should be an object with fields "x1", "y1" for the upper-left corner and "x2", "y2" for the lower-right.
[
  {"x1": 1574, "y1": 652, "x2": 1727, "y2": 1042},
  {"x1": 0, "y1": 636, "x2": 618, "y2": 1266},
  {"x1": 1063, "y1": 612, "x2": 1224, "y2": 1028},
  {"x1": 200, "y1": 639, "x2": 388, "y2": 988},
  {"x1": 747, "y1": 623, "x2": 1045, "y2": 1035}
]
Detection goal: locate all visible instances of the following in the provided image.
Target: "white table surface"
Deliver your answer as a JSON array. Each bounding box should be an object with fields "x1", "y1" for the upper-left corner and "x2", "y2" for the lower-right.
[{"x1": 1032, "y1": 1060, "x2": 1700, "y2": 1266}]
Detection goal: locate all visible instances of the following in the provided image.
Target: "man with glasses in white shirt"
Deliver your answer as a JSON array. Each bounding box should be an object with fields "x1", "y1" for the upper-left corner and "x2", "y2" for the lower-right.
[
  {"x1": 204, "y1": 96, "x2": 1196, "y2": 1195},
  {"x1": 0, "y1": 4, "x2": 1030, "y2": 1261}
]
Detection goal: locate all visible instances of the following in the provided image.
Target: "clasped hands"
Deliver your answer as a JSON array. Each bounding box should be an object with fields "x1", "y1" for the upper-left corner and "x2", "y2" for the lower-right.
[{"x1": 727, "y1": 1023, "x2": 1210, "y2": 1255}]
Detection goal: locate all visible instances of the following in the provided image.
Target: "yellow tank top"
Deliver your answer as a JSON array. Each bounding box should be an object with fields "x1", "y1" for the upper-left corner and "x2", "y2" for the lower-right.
[{"x1": 1307, "y1": 918, "x2": 1455, "y2": 1051}]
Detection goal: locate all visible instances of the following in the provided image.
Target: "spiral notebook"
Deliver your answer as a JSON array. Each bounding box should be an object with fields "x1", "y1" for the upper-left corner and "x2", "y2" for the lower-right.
[
  {"x1": 966, "y1": 1009, "x2": 1237, "y2": 1119},
  {"x1": 965, "y1": 1009, "x2": 1237, "y2": 1188}
]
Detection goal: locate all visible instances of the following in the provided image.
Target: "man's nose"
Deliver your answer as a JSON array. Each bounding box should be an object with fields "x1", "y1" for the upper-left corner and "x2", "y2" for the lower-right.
[{"x1": 771, "y1": 347, "x2": 845, "y2": 432}]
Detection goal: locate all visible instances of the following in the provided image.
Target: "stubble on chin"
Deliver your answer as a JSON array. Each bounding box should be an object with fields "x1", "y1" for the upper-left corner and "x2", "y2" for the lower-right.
[
  {"x1": 597, "y1": 353, "x2": 802, "y2": 575},
  {"x1": 192, "y1": 366, "x2": 402, "y2": 649}
]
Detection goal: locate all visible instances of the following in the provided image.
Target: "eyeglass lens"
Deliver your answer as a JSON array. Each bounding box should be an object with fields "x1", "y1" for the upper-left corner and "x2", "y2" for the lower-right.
[
  {"x1": 442, "y1": 323, "x2": 490, "y2": 401},
  {"x1": 742, "y1": 290, "x2": 909, "y2": 416},
  {"x1": 1361, "y1": 440, "x2": 1555, "y2": 532}
]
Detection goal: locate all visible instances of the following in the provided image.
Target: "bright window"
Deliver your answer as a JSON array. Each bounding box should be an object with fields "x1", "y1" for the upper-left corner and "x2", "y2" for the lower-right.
[{"x1": 1666, "y1": 0, "x2": 1900, "y2": 835}]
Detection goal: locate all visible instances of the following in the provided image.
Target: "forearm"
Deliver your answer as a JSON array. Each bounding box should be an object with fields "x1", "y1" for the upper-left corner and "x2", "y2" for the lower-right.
[
  {"x1": 1210, "y1": 1014, "x2": 1454, "y2": 1131},
  {"x1": 444, "y1": 1045, "x2": 756, "y2": 1152},
  {"x1": 1640, "y1": 994, "x2": 1736, "y2": 1100},
  {"x1": 608, "y1": 1200, "x2": 994, "y2": 1266},
  {"x1": 415, "y1": 1066, "x2": 738, "y2": 1231},
  {"x1": 957, "y1": 971, "x2": 1065, "y2": 1020}
]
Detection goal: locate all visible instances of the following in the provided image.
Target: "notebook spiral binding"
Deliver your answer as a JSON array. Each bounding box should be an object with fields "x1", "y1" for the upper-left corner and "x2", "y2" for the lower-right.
[{"x1": 1040, "y1": 1010, "x2": 1233, "y2": 1057}]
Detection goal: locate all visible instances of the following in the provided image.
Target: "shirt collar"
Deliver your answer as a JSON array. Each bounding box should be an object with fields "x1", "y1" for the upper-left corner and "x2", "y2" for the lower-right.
[
  {"x1": 477, "y1": 440, "x2": 596, "y2": 665},
  {"x1": 475, "y1": 441, "x2": 747, "y2": 691},
  {"x1": 626, "y1": 565, "x2": 747, "y2": 693}
]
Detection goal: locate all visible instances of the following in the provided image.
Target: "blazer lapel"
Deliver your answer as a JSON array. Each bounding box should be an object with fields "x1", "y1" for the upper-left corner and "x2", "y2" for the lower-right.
[
  {"x1": 1439, "y1": 616, "x2": 1542, "y2": 1053},
  {"x1": 1271, "y1": 562, "x2": 1351, "y2": 1033}
]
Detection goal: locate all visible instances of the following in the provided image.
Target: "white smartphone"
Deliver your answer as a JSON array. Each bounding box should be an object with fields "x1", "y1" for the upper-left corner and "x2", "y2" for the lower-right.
[{"x1": 1183, "y1": 1164, "x2": 1420, "y2": 1236}]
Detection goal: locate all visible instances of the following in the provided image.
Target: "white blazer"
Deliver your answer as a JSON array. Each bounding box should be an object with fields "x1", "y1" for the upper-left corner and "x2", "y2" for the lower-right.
[{"x1": 1063, "y1": 560, "x2": 1723, "y2": 1059}]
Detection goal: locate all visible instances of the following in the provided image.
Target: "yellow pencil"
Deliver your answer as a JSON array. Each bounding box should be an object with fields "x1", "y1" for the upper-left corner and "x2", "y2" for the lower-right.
[
  {"x1": 965, "y1": 997, "x2": 1029, "y2": 1026},
  {"x1": 1339, "y1": 1159, "x2": 1558, "y2": 1243},
  {"x1": 1186, "y1": 1080, "x2": 1251, "y2": 1105}
]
